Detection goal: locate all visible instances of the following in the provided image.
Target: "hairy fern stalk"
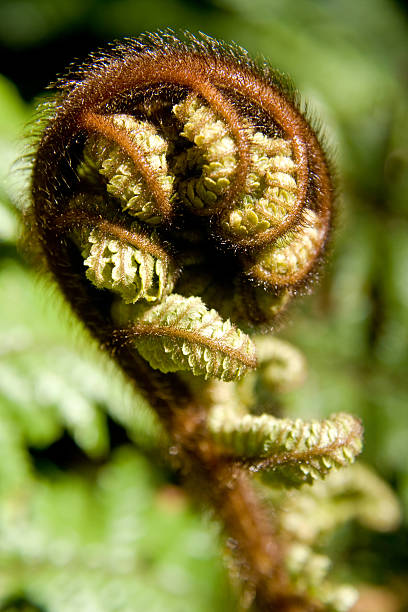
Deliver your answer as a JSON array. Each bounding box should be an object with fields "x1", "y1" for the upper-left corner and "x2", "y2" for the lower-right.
[{"x1": 29, "y1": 32, "x2": 364, "y2": 612}]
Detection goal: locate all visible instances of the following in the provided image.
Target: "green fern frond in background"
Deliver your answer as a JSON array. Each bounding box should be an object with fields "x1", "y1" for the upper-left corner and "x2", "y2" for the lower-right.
[{"x1": 0, "y1": 257, "x2": 232, "y2": 612}]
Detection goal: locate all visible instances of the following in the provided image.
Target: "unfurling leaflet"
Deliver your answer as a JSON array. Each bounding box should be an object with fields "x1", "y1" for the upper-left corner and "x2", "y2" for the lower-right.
[
  {"x1": 209, "y1": 407, "x2": 363, "y2": 487},
  {"x1": 113, "y1": 294, "x2": 256, "y2": 381},
  {"x1": 267, "y1": 463, "x2": 401, "y2": 610}
]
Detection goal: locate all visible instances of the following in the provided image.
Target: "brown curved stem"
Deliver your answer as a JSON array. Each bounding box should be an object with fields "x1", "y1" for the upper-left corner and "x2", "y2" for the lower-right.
[{"x1": 53, "y1": 209, "x2": 173, "y2": 264}]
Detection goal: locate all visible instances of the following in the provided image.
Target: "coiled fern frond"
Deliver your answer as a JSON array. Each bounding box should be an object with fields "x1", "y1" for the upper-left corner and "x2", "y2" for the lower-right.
[{"x1": 28, "y1": 31, "x2": 363, "y2": 612}]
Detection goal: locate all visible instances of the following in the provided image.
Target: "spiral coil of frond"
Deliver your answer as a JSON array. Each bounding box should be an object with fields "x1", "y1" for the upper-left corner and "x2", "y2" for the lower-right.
[
  {"x1": 29, "y1": 32, "x2": 362, "y2": 612},
  {"x1": 31, "y1": 32, "x2": 333, "y2": 381}
]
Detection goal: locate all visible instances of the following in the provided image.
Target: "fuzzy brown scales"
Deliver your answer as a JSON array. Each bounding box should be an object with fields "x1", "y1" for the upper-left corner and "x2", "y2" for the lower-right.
[
  {"x1": 30, "y1": 32, "x2": 335, "y2": 612},
  {"x1": 54, "y1": 209, "x2": 173, "y2": 263}
]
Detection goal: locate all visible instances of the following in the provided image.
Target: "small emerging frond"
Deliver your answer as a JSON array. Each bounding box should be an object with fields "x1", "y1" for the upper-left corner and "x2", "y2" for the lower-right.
[
  {"x1": 172, "y1": 95, "x2": 237, "y2": 213},
  {"x1": 172, "y1": 94, "x2": 300, "y2": 246},
  {"x1": 112, "y1": 294, "x2": 257, "y2": 381},
  {"x1": 232, "y1": 281, "x2": 291, "y2": 329},
  {"x1": 247, "y1": 208, "x2": 327, "y2": 286},
  {"x1": 254, "y1": 335, "x2": 307, "y2": 392},
  {"x1": 80, "y1": 114, "x2": 174, "y2": 224},
  {"x1": 208, "y1": 409, "x2": 363, "y2": 487},
  {"x1": 81, "y1": 223, "x2": 176, "y2": 304},
  {"x1": 279, "y1": 463, "x2": 401, "y2": 542},
  {"x1": 286, "y1": 543, "x2": 358, "y2": 612}
]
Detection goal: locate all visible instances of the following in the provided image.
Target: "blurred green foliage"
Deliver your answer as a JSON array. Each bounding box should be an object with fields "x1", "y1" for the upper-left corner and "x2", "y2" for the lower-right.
[{"x1": 0, "y1": 0, "x2": 407, "y2": 610}]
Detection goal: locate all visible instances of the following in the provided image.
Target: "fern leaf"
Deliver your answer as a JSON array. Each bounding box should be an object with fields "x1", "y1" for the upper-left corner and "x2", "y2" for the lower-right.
[
  {"x1": 113, "y1": 294, "x2": 257, "y2": 381},
  {"x1": 208, "y1": 409, "x2": 363, "y2": 486},
  {"x1": 172, "y1": 94, "x2": 298, "y2": 242},
  {"x1": 81, "y1": 114, "x2": 174, "y2": 224},
  {"x1": 172, "y1": 95, "x2": 237, "y2": 213},
  {"x1": 249, "y1": 208, "x2": 327, "y2": 285},
  {"x1": 82, "y1": 225, "x2": 175, "y2": 304},
  {"x1": 286, "y1": 543, "x2": 358, "y2": 612},
  {"x1": 0, "y1": 447, "x2": 229, "y2": 612}
]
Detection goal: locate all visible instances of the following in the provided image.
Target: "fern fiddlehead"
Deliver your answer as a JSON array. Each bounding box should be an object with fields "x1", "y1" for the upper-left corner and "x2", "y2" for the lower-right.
[{"x1": 29, "y1": 32, "x2": 362, "y2": 612}]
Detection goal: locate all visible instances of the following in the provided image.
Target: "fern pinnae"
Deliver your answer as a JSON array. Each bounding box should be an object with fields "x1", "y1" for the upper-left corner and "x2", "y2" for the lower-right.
[
  {"x1": 113, "y1": 294, "x2": 257, "y2": 381},
  {"x1": 75, "y1": 212, "x2": 176, "y2": 305},
  {"x1": 81, "y1": 111, "x2": 174, "y2": 221},
  {"x1": 209, "y1": 409, "x2": 363, "y2": 487}
]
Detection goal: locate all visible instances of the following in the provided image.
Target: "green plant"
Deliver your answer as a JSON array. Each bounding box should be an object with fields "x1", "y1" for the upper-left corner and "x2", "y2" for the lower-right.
[{"x1": 26, "y1": 31, "x2": 397, "y2": 611}]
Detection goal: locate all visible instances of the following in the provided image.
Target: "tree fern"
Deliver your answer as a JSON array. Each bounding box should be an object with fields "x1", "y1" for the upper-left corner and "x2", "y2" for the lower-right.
[{"x1": 23, "y1": 27, "x2": 397, "y2": 612}]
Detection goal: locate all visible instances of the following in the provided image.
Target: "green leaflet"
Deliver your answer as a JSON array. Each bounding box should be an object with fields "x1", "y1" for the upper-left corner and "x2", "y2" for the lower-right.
[
  {"x1": 272, "y1": 463, "x2": 400, "y2": 611},
  {"x1": 172, "y1": 95, "x2": 298, "y2": 239},
  {"x1": 172, "y1": 96, "x2": 236, "y2": 212},
  {"x1": 81, "y1": 114, "x2": 174, "y2": 225},
  {"x1": 82, "y1": 227, "x2": 175, "y2": 304},
  {"x1": 113, "y1": 294, "x2": 257, "y2": 382},
  {"x1": 249, "y1": 208, "x2": 326, "y2": 285},
  {"x1": 278, "y1": 463, "x2": 401, "y2": 543},
  {"x1": 220, "y1": 133, "x2": 298, "y2": 240},
  {"x1": 208, "y1": 409, "x2": 363, "y2": 487}
]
